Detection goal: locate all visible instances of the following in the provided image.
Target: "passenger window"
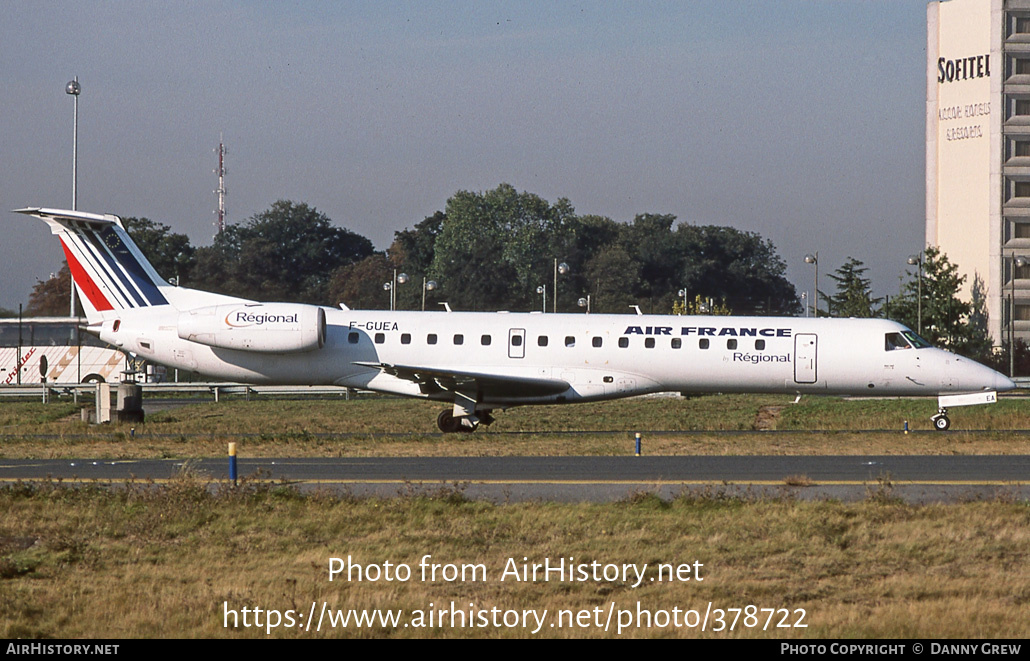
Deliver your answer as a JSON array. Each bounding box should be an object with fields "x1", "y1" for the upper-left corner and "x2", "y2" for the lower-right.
[
  {"x1": 401, "y1": 333, "x2": 411, "y2": 345},
  {"x1": 755, "y1": 339, "x2": 765, "y2": 350},
  {"x1": 565, "y1": 336, "x2": 575, "y2": 347},
  {"x1": 427, "y1": 334, "x2": 437, "y2": 345},
  {"x1": 699, "y1": 339, "x2": 710, "y2": 349},
  {"x1": 727, "y1": 339, "x2": 737, "y2": 350},
  {"x1": 537, "y1": 336, "x2": 548, "y2": 347},
  {"x1": 454, "y1": 334, "x2": 464, "y2": 345},
  {"x1": 618, "y1": 337, "x2": 629, "y2": 348},
  {"x1": 481, "y1": 334, "x2": 491, "y2": 346},
  {"x1": 512, "y1": 335, "x2": 523, "y2": 346},
  {"x1": 645, "y1": 338, "x2": 655, "y2": 348},
  {"x1": 592, "y1": 337, "x2": 602, "y2": 348},
  {"x1": 375, "y1": 333, "x2": 385, "y2": 344},
  {"x1": 348, "y1": 332, "x2": 359, "y2": 344},
  {"x1": 671, "y1": 338, "x2": 681, "y2": 349}
]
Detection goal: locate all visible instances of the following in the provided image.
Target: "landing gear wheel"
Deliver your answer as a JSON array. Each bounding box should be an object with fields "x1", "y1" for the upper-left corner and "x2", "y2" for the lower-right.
[
  {"x1": 932, "y1": 413, "x2": 951, "y2": 431},
  {"x1": 437, "y1": 410, "x2": 462, "y2": 434}
]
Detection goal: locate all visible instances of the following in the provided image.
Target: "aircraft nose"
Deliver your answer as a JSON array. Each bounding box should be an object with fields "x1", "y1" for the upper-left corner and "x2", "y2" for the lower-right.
[
  {"x1": 994, "y1": 371, "x2": 1017, "y2": 392},
  {"x1": 947, "y1": 355, "x2": 1017, "y2": 392}
]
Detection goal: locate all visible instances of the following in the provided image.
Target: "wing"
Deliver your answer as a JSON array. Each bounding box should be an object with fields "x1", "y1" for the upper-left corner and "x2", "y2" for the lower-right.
[{"x1": 353, "y1": 362, "x2": 570, "y2": 399}]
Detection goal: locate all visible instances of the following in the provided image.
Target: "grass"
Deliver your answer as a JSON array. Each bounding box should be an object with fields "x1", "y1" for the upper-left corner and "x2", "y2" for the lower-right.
[
  {"x1": 0, "y1": 479, "x2": 1027, "y2": 638},
  {"x1": 0, "y1": 392, "x2": 1028, "y2": 459},
  {"x1": 1, "y1": 394, "x2": 1028, "y2": 639},
  {"x1": 776, "y1": 396, "x2": 1030, "y2": 431}
]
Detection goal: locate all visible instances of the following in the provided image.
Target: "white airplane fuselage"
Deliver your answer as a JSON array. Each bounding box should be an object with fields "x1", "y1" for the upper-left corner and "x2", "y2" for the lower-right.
[
  {"x1": 14, "y1": 206, "x2": 1016, "y2": 432},
  {"x1": 100, "y1": 305, "x2": 1011, "y2": 403}
]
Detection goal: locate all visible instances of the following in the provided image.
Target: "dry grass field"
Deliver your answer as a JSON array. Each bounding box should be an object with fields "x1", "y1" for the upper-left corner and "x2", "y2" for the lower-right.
[
  {"x1": 0, "y1": 392, "x2": 1028, "y2": 458},
  {"x1": 1, "y1": 476, "x2": 1028, "y2": 639},
  {"x1": 1, "y1": 393, "x2": 1028, "y2": 638}
]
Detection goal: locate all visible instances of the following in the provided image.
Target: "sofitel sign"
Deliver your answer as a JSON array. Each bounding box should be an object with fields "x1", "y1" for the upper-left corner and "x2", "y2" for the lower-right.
[{"x1": 937, "y1": 54, "x2": 990, "y2": 84}]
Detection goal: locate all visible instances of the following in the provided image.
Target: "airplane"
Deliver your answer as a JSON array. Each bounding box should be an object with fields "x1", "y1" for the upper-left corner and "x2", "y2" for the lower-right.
[{"x1": 15, "y1": 206, "x2": 1016, "y2": 433}]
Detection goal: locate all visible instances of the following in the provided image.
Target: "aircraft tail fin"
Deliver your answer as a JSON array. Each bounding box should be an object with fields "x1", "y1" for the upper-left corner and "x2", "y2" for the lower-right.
[{"x1": 15, "y1": 207, "x2": 174, "y2": 323}]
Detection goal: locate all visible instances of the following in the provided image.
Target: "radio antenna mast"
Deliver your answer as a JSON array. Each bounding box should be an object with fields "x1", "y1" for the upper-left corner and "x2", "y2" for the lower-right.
[{"x1": 214, "y1": 134, "x2": 227, "y2": 236}]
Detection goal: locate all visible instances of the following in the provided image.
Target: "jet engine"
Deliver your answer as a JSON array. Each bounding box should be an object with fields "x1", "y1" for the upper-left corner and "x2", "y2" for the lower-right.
[{"x1": 177, "y1": 303, "x2": 326, "y2": 353}]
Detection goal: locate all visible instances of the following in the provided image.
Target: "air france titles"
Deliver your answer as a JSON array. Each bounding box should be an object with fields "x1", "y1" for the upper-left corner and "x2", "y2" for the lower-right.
[
  {"x1": 624, "y1": 325, "x2": 792, "y2": 338},
  {"x1": 625, "y1": 326, "x2": 792, "y2": 364}
]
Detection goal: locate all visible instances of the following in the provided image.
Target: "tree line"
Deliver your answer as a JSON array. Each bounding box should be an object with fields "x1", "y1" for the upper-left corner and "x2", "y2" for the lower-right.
[
  {"x1": 18, "y1": 185, "x2": 801, "y2": 316},
  {"x1": 10, "y1": 183, "x2": 1012, "y2": 370}
]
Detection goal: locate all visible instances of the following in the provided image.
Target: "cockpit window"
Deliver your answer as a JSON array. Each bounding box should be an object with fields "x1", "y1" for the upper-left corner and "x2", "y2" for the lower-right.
[
  {"x1": 901, "y1": 330, "x2": 932, "y2": 349},
  {"x1": 885, "y1": 331, "x2": 931, "y2": 351},
  {"x1": 885, "y1": 332, "x2": 912, "y2": 351}
]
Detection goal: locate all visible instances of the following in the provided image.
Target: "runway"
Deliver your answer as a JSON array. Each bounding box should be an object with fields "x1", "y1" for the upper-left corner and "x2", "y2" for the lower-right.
[{"x1": 1, "y1": 455, "x2": 1027, "y2": 503}]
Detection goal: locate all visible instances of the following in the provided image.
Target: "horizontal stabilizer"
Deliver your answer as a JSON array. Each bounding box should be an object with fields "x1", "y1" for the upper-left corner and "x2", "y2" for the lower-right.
[{"x1": 14, "y1": 207, "x2": 121, "y2": 229}]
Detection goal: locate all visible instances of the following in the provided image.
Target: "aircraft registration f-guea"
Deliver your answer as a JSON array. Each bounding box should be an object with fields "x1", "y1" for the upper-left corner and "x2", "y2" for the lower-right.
[{"x1": 16, "y1": 207, "x2": 1016, "y2": 432}]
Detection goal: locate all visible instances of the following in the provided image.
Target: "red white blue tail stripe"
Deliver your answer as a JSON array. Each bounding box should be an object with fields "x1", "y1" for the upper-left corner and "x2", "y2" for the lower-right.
[{"x1": 15, "y1": 208, "x2": 169, "y2": 317}]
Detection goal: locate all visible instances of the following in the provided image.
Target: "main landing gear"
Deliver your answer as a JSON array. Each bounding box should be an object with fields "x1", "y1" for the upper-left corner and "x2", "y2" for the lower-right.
[
  {"x1": 436, "y1": 409, "x2": 495, "y2": 433},
  {"x1": 931, "y1": 408, "x2": 951, "y2": 431},
  {"x1": 437, "y1": 410, "x2": 472, "y2": 433}
]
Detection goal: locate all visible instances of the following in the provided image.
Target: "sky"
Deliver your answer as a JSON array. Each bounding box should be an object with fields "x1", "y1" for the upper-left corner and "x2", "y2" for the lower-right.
[{"x1": 0, "y1": 1, "x2": 929, "y2": 312}]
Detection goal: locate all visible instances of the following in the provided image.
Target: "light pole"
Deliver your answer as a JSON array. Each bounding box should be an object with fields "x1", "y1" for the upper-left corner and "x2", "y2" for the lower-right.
[
  {"x1": 804, "y1": 253, "x2": 818, "y2": 317},
  {"x1": 553, "y1": 260, "x2": 569, "y2": 313},
  {"x1": 677, "y1": 288, "x2": 688, "y2": 314},
  {"x1": 66, "y1": 78, "x2": 80, "y2": 210},
  {"x1": 577, "y1": 295, "x2": 591, "y2": 314},
  {"x1": 396, "y1": 272, "x2": 408, "y2": 310},
  {"x1": 66, "y1": 78, "x2": 81, "y2": 317},
  {"x1": 536, "y1": 285, "x2": 546, "y2": 313},
  {"x1": 801, "y1": 292, "x2": 808, "y2": 318},
  {"x1": 907, "y1": 253, "x2": 923, "y2": 335},
  {"x1": 421, "y1": 277, "x2": 437, "y2": 311},
  {"x1": 384, "y1": 271, "x2": 408, "y2": 310},
  {"x1": 1010, "y1": 255, "x2": 1027, "y2": 377}
]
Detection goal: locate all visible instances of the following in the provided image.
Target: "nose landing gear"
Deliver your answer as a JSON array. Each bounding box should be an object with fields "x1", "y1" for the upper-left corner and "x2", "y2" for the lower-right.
[{"x1": 931, "y1": 408, "x2": 950, "y2": 431}]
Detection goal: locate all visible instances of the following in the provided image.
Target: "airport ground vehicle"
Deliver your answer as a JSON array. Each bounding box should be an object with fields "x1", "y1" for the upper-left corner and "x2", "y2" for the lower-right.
[{"x1": 0, "y1": 316, "x2": 135, "y2": 385}]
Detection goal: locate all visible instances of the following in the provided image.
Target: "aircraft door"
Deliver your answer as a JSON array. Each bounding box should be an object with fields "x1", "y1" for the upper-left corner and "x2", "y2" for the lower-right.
[
  {"x1": 508, "y1": 328, "x2": 526, "y2": 359},
  {"x1": 794, "y1": 333, "x2": 817, "y2": 384}
]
